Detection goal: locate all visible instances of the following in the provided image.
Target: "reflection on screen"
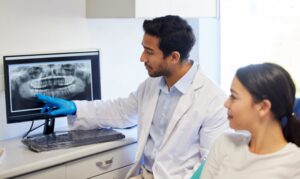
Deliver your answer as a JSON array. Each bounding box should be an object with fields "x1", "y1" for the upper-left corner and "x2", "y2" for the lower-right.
[{"x1": 9, "y1": 60, "x2": 92, "y2": 112}]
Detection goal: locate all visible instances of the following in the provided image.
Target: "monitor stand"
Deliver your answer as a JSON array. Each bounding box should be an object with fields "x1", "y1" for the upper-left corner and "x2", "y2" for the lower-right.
[{"x1": 43, "y1": 117, "x2": 55, "y2": 135}]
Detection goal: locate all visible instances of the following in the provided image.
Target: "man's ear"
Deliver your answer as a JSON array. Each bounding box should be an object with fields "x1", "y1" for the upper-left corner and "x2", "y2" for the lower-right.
[{"x1": 170, "y1": 51, "x2": 181, "y2": 64}]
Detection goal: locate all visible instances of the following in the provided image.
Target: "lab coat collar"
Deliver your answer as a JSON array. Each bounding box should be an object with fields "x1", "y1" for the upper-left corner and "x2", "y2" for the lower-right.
[
  {"x1": 134, "y1": 82, "x2": 161, "y2": 169},
  {"x1": 159, "y1": 64, "x2": 205, "y2": 149},
  {"x1": 159, "y1": 60, "x2": 198, "y2": 94},
  {"x1": 174, "y1": 61, "x2": 197, "y2": 94}
]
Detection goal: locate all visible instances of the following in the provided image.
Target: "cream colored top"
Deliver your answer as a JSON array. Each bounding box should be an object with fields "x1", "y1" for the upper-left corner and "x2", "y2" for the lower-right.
[{"x1": 202, "y1": 132, "x2": 300, "y2": 179}]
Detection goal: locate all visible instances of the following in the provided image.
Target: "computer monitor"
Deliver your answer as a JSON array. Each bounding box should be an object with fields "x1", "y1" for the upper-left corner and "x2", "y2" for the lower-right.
[{"x1": 3, "y1": 50, "x2": 101, "y2": 134}]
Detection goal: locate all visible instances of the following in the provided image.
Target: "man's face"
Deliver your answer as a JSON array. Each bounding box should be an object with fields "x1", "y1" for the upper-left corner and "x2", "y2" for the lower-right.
[{"x1": 140, "y1": 34, "x2": 171, "y2": 77}]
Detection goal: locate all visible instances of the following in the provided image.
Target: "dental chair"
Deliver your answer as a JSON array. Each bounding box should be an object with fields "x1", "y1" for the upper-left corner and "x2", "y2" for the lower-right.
[{"x1": 191, "y1": 161, "x2": 205, "y2": 179}]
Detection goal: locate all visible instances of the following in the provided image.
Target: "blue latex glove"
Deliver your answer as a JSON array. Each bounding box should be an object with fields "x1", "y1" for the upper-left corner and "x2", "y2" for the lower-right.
[{"x1": 36, "y1": 94, "x2": 77, "y2": 116}]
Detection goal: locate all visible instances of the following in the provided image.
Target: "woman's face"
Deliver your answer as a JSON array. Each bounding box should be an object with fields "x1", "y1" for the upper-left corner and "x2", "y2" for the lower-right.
[{"x1": 224, "y1": 76, "x2": 261, "y2": 131}]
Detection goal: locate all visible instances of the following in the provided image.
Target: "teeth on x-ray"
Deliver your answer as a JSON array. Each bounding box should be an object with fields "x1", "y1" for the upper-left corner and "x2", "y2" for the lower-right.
[
  {"x1": 11, "y1": 62, "x2": 91, "y2": 104},
  {"x1": 30, "y1": 76, "x2": 75, "y2": 89}
]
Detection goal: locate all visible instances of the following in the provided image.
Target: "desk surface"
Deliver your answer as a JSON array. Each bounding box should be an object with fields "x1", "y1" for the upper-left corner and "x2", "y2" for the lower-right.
[{"x1": 0, "y1": 127, "x2": 137, "y2": 178}]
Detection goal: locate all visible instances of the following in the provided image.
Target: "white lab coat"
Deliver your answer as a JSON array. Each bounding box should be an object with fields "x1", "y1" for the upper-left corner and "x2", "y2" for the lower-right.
[{"x1": 68, "y1": 66, "x2": 228, "y2": 179}]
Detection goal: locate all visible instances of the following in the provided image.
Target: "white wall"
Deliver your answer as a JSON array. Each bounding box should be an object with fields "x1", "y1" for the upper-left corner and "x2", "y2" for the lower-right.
[
  {"x1": 136, "y1": 0, "x2": 217, "y2": 17},
  {"x1": 0, "y1": 0, "x2": 218, "y2": 140},
  {"x1": 198, "y1": 18, "x2": 220, "y2": 84},
  {"x1": 0, "y1": 0, "x2": 91, "y2": 140}
]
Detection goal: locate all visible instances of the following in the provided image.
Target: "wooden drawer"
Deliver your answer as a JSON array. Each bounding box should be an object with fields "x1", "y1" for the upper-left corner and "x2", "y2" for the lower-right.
[{"x1": 66, "y1": 143, "x2": 137, "y2": 179}]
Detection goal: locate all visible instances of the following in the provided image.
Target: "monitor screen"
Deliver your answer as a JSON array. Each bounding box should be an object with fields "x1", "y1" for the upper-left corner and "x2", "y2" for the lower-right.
[{"x1": 3, "y1": 50, "x2": 101, "y2": 124}]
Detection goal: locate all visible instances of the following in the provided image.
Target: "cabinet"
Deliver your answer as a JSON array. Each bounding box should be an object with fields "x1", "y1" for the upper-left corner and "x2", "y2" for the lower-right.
[
  {"x1": 14, "y1": 143, "x2": 136, "y2": 179},
  {"x1": 15, "y1": 165, "x2": 66, "y2": 179},
  {"x1": 86, "y1": 0, "x2": 135, "y2": 18},
  {"x1": 86, "y1": 0, "x2": 218, "y2": 18},
  {"x1": 66, "y1": 144, "x2": 136, "y2": 179},
  {"x1": 91, "y1": 165, "x2": 132, "y2": 179},
  {"x1": 0, "y1": 128, "x2": 138, "y2": 179}
]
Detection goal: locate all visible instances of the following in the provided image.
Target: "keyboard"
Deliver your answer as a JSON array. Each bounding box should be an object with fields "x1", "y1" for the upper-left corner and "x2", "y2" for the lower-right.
[{"x1": 22, "y1": 128, "x2": 125, "y2": 152}]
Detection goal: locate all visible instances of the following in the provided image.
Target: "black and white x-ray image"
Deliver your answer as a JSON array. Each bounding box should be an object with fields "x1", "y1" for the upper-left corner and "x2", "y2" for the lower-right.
[{"x1": 9, "y1": 60, "x2": 92, "y2": 112}]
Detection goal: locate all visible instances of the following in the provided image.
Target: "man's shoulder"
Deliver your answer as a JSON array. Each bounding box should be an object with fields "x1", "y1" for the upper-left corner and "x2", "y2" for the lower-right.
[
  {"x1": 193, "y1": 68, "x2": 220, "y2": 88},
  {"x1": 192, "y1": 70, "x2": 227, "y2": 101},
  {"x1": 136, "y1": 77, "x2": 162, "y2": 94},
  {"x1": 141, "y1": 77, "x2": 162, "y2": 87}
]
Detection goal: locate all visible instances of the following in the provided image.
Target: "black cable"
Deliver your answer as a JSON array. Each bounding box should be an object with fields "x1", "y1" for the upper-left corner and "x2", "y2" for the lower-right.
[{"x1": 23, "y1": 121, "x2": 45, "y2": 139}]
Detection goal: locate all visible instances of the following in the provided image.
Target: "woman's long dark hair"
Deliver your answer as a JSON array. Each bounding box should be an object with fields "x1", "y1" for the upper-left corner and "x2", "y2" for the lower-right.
[{"x1": 236, "y1": 63, "x2": 300, "y2": 147}]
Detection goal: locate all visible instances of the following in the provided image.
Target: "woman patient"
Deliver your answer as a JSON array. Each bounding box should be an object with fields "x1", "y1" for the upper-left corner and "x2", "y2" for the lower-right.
[{"x1": 201, "y1": 63, "x2": 300, "y2": 179}]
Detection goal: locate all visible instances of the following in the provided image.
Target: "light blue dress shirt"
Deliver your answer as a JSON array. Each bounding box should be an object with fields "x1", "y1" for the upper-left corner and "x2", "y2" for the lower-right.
[{"x1": 144, "y1": 62, "x2": 197, "y2": 171}]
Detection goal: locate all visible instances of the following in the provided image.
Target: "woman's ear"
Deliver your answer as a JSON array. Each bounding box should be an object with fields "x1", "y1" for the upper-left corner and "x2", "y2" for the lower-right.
[{"x1": 258, "y1": 99, "x2": 272, "y2": 117}]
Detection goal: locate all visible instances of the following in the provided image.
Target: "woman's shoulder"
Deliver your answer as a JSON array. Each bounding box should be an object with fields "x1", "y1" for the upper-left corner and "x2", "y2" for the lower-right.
[
  {"x1": 285, "y1": 143, "x2": 300, "y2": 154},
  {"x1": 206, "y1": 131, "x2": 251, "y2": 164},
  {"x1": 217, "y1": 130, "x2": 251, "y2": 147},
  {"x1": 281, "y1": 143, "x2": 300, "y2": 177}
]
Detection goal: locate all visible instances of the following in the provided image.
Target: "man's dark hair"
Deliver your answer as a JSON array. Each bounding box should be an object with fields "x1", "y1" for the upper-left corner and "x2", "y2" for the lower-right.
[{"x1": 143, "y1": 15, "x2": 196, "y2": 61}]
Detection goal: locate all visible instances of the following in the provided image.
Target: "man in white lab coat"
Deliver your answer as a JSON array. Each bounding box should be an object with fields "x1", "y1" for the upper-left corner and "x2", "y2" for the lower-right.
[{"x1": 37, "y1": 15, "x2": 228, "y2": 179}]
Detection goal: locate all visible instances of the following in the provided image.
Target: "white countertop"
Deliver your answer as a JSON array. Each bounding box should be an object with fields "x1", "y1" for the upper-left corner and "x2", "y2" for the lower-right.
[{"x1": 0, "y1": 127, "x2": 137, "y2": 178}]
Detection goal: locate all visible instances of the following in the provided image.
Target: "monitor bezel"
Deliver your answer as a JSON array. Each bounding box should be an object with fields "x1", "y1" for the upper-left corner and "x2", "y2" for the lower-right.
[{"x1": 3, "y1": 50, "x2": 101, "y2": 124}]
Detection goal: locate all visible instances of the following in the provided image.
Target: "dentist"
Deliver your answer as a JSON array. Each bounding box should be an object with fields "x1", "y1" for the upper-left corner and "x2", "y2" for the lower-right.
[{"x1": 37, "y1": 15, "x2": 228, "y2": 179}]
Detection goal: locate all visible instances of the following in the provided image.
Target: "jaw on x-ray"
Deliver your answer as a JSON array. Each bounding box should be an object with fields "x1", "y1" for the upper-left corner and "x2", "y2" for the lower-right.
[{"x1": 10, "y1": 62, "x2": 92, "y2": 111}]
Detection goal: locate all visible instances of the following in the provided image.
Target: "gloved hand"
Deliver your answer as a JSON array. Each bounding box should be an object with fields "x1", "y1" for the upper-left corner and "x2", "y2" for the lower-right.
[{"x1": 36, "y1": 94, "x2": 77, "y2": 116}]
